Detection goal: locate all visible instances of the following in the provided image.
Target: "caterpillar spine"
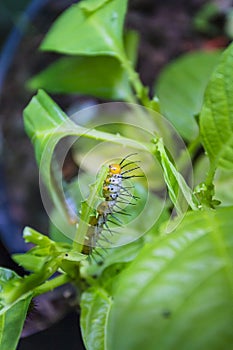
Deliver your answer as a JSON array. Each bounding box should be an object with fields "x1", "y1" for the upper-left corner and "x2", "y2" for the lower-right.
[{"x1": 81, "y1": 154, "x2": 141, "y2": 256}]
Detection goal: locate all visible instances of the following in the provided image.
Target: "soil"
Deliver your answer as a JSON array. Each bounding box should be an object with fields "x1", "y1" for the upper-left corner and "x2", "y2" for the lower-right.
[{"x1": 0, "y1": 0, "x2": 230, "y2": 349}]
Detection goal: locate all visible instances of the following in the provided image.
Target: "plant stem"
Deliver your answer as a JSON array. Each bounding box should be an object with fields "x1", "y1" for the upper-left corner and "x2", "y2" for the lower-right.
[
  {"x1": 33, "y1": 274, "x2": 70, "y2": 297},
  {"x1": 72, "y1": 165, "x2": 108, "y2": 252},
  {"x1": 205, "y1": 162, "x2": 217, "y2": 187},
  {"x1": 120, "y1": 54, "x2": 160, "y2": 112}
]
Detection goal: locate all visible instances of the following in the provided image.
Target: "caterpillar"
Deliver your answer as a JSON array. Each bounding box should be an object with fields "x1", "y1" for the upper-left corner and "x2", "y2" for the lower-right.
[{"x1": 81, "y1": 154, "x2": 141, "y2": 256}]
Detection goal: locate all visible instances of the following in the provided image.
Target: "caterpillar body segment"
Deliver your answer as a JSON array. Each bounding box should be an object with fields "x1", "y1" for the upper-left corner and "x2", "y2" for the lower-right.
[{"x1": 81, "y1": 154, "x2": 141, "y2": 257}]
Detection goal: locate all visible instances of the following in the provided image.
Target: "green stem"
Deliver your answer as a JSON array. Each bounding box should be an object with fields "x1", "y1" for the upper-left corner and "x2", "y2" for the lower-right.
[
  {"x1": 120, "y1": 54, "x2": 160, "y2": 112},
  {"x1": 5, "y1": 260, "x2": 60, "y2": 304},
  {"x1": 72, "y1": 165, "x2": 108, "y2": 252},
  {"x1": 205, "y1": 162, "x2": 217, "y2": 187},
  {"x1": 33, "y1": 274, "x2": 70, "y2": 297}
]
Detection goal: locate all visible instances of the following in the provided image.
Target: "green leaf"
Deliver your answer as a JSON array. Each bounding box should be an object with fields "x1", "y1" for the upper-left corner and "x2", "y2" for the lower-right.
[
  {"x1": 106, "y1": 207, "x2": 233, "y2": 350},
  {"x1": 62, "y1": 251, "x2": 87, "y2": 262},
  {"x1": 23, "y1": 89, "x2": 146, "y2": 167},
  {"x1": 0, "y1": 268, "x2": 22, "y2": 308},
  {"x1": 200, "y1": 43, "x2": 233, "y2": 171},
  {"x1": 12, "y1": 253, "x2": 48, "y2": 272},
  {"x1": 156, "y1": 50, "x2": 221, "y2": 140},
  {"x1": 79, "y1": 0, "x2": 111, "y2": 13},
  {"x1": 27, "y1": 29, "x2": 139, "y2": 101},
  {"x1": 23, "y1": 89, "x2": 93, "y2": 225},
  {"x1": 27, "y1": 55, "x2": 133, "y2": 100},
  {"x1": 23, "y1": 90, "x2": 68, "y2": 165},
  {"x1": 80, "y1": 287, "x2": 112, "y2": 350},
  {"x1": 4, "y1": 260, "x2": 62, "y2": 305},
  {"x1": 193, "y1": 182, "x2": 220, "y2": 209},
  {"x1": 23, "y1": 90, "x2": 146, "y2": 223},
  {"x1": 41, "y1": 0, "x2": 128, "y2": 58},
  {"x1": 0, "y1": 296, "x2": 32, "y2": 350},
  {"x1": 1, "y1": 229, "x2": 72, "y2": 305},
  {"x1": 153, "y1": 137, "x2": 198, "y2": 213},
  {"x1": 80, "y1": 185, "x2": 167, "y2": 279},
  {"x1": 22, "y1": 227, "x2": 73, "y2": 257},
  {"x1": 0, "y1": 268, "x2": 32, "y2": 350},
  {"x1": 82, "y1": 238, "x2": 143, "y2": 280},
  {"x1": 23, "y1": 226, "x2": 53, "y2": 246}
]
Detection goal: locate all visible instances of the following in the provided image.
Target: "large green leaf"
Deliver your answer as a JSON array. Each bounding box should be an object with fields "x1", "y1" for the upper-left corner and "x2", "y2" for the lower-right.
[
  {"x1": 23, "y1": 89, "x2": 68, "y2": 165},
  {"x1": 27, "y1": 31, "x2": 138, "y2": 101},
  {"x1": 200, "y1": 42, "x2": 233, "y2": 170},
  {"x1": 23, "y1": 89, "x2": 146, "y2": 177},
  {"x1": 24, "y1": 89, "x2": 80, "y2": 223},
  {"x1": 156, "y1": 51, "x2": 221, "y2": 140},
  {"x1": 28, "y1": 56, "x2": 131, "y2": 98},
  {"x1": 104, "y1": 207, "x2": 233, "y2": 350},
  {"x1": 41, "y1": 0, "x2": 128, "y2": 58},
  {"x1": 80, "y1": 287, "x2": 112, "y2": 350},
  {"x1": 0, "y1": 268, "x2": 32, "y2": 350},
  {"x1": 23, "y1": 90, "x2": 147, "y2": 224}
]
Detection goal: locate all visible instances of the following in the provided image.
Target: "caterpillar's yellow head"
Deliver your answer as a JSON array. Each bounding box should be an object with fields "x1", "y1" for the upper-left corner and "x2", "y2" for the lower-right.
[{"x1": 109, "y1": 163, "x2": 121, "y2": 175}]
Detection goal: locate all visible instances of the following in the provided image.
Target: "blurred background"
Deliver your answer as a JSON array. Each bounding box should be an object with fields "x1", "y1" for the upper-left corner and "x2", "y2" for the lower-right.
[{"x1": 0, "y1": 0, "x2": 232, "y2": 348}]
